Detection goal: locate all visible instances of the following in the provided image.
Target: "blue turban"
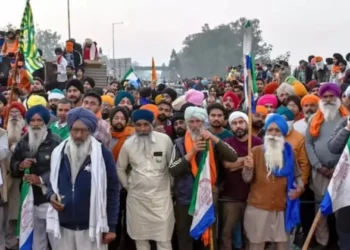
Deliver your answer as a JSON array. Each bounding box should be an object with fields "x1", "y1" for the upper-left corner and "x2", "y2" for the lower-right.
[
  {"x1": 264, "y1": 113, "x2": 288, "y2": 136},
  {"x1": 115, "y1": 91, "x2": 135, "y2": 106},
  {"x1": 25, "y1": 105, "x2": 50, "y2": 125},
  {"x1": 276, "y1": 106, "x2": 294, "y2": 121},
  {"x1": 132, "y1": 109, "x2": 154, "y2": 124},
  {"x1": 67, "y1": 107, "x2": 98, "y2": 133}
]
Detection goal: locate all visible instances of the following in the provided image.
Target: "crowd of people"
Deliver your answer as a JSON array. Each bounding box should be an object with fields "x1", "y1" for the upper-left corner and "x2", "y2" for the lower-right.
[{"x1": 1, "y1": 23, "x2": 350, "y2": 250}]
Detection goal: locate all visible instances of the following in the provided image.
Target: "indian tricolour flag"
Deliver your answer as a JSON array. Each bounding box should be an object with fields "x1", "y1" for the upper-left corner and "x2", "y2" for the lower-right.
[
  {"x1": 320, "y1": 138, "x2": 350, "y2": 215},
  {"x1": 16, "y1": 169, "x2": 34, "y2": 250},
  {"x1": 189, "y1": 143, "x2": 215, "y2": 245},
  {"x1": 243, "y1": 20, "x2": 258, "y2": 113}
]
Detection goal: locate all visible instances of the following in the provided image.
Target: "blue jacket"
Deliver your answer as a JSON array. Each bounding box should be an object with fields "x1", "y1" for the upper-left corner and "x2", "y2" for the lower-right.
[{"x1": 47, "y1": 144, "x2": 119, "y2": 232}]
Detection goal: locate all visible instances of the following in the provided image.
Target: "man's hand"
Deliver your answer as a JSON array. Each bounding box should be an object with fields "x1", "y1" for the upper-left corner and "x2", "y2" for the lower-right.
[
  {"x1": 288, "y1": 183, "x2": 302, "y2": 200},
  {"x1": 200, "y1": 130, "x2": 219, "y2": 143},
  {"x1": 243, "y1": 154, "x2": 253, "y2": 169},
  {"x1": 192, "y1": 139, "x2": 206, "y2": 153},
  {"x1": 317, "y1": 166, "x2": 329, "y2": 177},
  {"x1": 19, "y1": 158, "x2": 36, "y2": 170},
  {"x1": 50, "y1": 194, "x2": 64, "y2": 212},
  {"x1": 326, "y1": 168, "x2": 335, "y2": 179},
  {"x1": 103, "y1": 232, "x2": 116, "y2": 244},
  {"x1": 155, "y1": 125, "x2": 166, "y2": 133},
  {"x1": 24, "y1": 174, "x2": 41, "y2": 185}
]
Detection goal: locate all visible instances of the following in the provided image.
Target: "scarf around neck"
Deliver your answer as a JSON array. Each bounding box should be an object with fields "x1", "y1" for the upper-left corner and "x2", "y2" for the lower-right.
[
  {"x1": 111, "y1": 126, "x2": 134, "y2": 161},
  {"x1": 272, "y1": 142, "x2": 300, "y2": 233}
]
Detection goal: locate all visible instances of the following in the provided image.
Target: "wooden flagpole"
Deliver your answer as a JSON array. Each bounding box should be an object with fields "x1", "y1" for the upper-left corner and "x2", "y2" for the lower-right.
[
  {"x1": 302, "y1": 209, "x2": 322, "y2": 250},
  {"x1": 209, "y1": 225, "x2": 214, "y2": 250},
  {"x1": 247, "y1": 68, "x2": 253, "y2": 155}
]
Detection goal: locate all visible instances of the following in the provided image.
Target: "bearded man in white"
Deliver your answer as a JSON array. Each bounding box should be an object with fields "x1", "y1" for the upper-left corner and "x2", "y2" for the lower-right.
[
  {"x1": 117, "y1": 109, "x2": 174, "y2": 250},
  {"x1": 243, "y1": 114, "x2": 303, "y2": 250},
  {"x1": 46, "y1": 107, "x2": 119, "y2": 250},
  {"x1": 305, "y1": 83, "x2": 348, "y2": 249}
]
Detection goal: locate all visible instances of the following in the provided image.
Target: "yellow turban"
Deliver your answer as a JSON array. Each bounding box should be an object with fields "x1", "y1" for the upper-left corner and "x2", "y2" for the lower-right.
[
  {"x1": 101, "y1": 95, "x2": 114, "y2": 107},
  {"x1": 27, "y1": 95, "x2": 47, "y2": 109},
  {"x1": 155, "y1": 95, "x2": 164, "y2": 105},
  {"x1": 293, "y1": 82, "x2": 308, "y2": 98}
]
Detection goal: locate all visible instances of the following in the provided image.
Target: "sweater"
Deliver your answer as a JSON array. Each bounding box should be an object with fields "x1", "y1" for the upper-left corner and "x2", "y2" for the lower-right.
[{"x1": 50, "y1": 122, "x2": 70, "y2": 140}]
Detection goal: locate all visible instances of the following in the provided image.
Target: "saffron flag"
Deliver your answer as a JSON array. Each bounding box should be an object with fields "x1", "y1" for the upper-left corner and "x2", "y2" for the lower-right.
[
  {"x1": 19, "y1": 0, "x2": 44, "y2": 83},
  {"x1": 320, "y1": 138, "x2": 350, "y2": 215},
  {"x1": 189, "y1": 143, "x2": 215, "y2": 246},
  {"x1": 243, "y1": 20, "x2": 258, "y2": 113},
  {"x1": 151, "y1": 57, "x2": 157, "y2": 88},
  {"x1": 121, "y1": 67, "x2": 141, "y2": 88},
  {"x1": 16, "y1": 169, "x2": 34, "y2": 250}
]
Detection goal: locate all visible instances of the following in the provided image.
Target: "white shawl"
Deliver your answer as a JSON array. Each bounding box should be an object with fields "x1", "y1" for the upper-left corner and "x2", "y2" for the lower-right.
[{"x1": 46, "y1": 136, "x2": 108, "y2": 248}]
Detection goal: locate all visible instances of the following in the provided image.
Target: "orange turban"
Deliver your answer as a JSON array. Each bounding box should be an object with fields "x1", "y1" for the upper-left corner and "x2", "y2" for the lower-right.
[
  {"x1": 263, "y1": 82, "x2": 279, "y2": 95},
  {"x1": 315, "y1": 56, "x2": 323, "y2": 63},
  {"x1": 256, "y1": 105, "x2": 268, "y2": 116},
  {"x1": 301, "y1": 94, "x2": 320, "y2": 107},
  {"x1": 140, "y1": 104, "x2": 159, "y2": 119},
  {"x1": 293, "y1": 81, "x2": 308, "y2": 97}
]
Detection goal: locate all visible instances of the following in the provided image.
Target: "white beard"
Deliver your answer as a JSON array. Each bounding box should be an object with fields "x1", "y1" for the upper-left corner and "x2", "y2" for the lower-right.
[
  {"x1": 319, "y1": 98, "x2": 341, "y2": 122},
  {"x1": 28, "y1": 125, "x2": 47, "y2": 154},
  {"x1": 316, "y1": 61, "x2": 325, "y2": 71},
  {"x1": 65, "y1": 136, "x2": 92, "y2": 183},
  {"x1": 7, "y1": 118, "x2": 25, "y2": 145},
  {"x1": 264, "y1": 135, "x2": 285, "y2": 177},
  {"x1": 135, "y1": 133, "x2": 153, "y2": 158},
  {"x1": 189, "y1": 126, "x2": 204, "y2": 141}
]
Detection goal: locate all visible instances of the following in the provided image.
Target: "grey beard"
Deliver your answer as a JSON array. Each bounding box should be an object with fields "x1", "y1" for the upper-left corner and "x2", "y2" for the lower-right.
[
  {"x1": 135, "y1": 134, "x2": 152, "y2": 158},
  {"x1": 28, "y1": 125, "x2": 47, "y2": 154},
  {"x1": 319, "y1": 99, "x2": 341, "y2": 122},
  {"x1": 7, "y1": 118, "x2": 25, "y2": 144}
]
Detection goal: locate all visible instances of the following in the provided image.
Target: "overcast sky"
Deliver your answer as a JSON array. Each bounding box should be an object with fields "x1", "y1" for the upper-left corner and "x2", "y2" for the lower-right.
[{"x1": 2, "y1": 0, "x2": 350, "y2": 67}]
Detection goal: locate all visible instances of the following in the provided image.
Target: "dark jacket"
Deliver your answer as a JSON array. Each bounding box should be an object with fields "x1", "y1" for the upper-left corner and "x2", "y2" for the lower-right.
[
  {"x1": 46, "y1": 143, "x2": 119, "y2": 232},
  {"x1": 314, "y1": 66, "x2": 330, "y2": 84},
  {"x1": 328, "y1": 117, "x2": 349, "y2": 154},
  {"x1": 169, "y1": 138, "x2": 237, "y2": 205},
  {"x1": 293, "y1": 66, "x2": 313, "y2": 84},
  {"x1": 10, "y1": 130, "x2": 61, "y2": 206}
]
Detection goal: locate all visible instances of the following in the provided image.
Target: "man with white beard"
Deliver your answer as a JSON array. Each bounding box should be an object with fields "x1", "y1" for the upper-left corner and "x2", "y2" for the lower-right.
[
  {"x1": 10, "y1": 105, "x2": 61, "y2": 250},
  {"x1": 5, "y1": 102, "x2": 26, "y2": 250},
  {"x1": 169, "y1": 106, "x2": 238, "y2": 250},
  {"x1": 46, "y1": 107, "x2": 119, "y2": 250},
  {"x1": 243, "y1": 114, "x2": 303, "y2": 250},
  {"x1": 305, "y1": 82, "x2": 349, "y2": 249},
  {"x1": 117, "y1": 109, "x2": 174, "y2": 250}
]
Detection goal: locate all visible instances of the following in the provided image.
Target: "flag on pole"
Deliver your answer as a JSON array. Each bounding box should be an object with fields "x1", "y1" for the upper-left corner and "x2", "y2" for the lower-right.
[
  {"x1": 19, "y1": 0, "x2": 44, "y2": 83},
  {"x1": 243, "y1": 20, "x2": 258, "y2": 113},
  {"x1": 121, "y1": 67, "x2": 141, "y2": 87},
  {"x1": 320, "y1": 138, "x2": 350, "y2": 215},
  {"x1": 189, "y1": 143, "x2": 215, "y2": 246},
  {"x1": 16, "y1": 169, "x2": 34, "y2": 250},
  {"x1": 151, "y1": 57, "x2": 157, "y2": 83}
]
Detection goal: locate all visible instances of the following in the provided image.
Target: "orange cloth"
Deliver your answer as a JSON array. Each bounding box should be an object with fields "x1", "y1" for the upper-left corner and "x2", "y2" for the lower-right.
[
  {"x1": 293, "y1": 81, "x2": 308, "y2": 97},
  {"x1": 309, "y1": 106, "x2": 348, "y2": 137},
  {"x1": 301, "y1": 94, "x2": 320, "y2": 107},
  {"x1": 332, "y1": 65, "x2": 340, "y2": 74},
  {"x1": 184, "y1": 131, "x2": 217, "y2": 246},
  {"x1": 263, "y1": 82, "x2": 279, "y2": 95},
  {"x1": 1, "y1": 39, "x2": 18, "y2": 55},
  {"x1": 256, "y1": 105, "x2": 268, "y2": 116},
  {"x1": 7, "y1": 69, "x2": 30, "y2": 93},
  {"x1": 315, "y1": 56, "x2": 323, "y2": 63},
  {"x1": 140, "y1": 104, "x2": 159, "y2": 119},
  {"x1": 111, "y1": 126, "x2": 135, "y2": 161},
  {"x1": 66, "y1": 41, "x2": 74, "y2": 53}
]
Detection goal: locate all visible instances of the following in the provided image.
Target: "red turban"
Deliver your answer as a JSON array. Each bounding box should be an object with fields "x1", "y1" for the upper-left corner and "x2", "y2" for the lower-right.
[
  {"x1": 223, "y1": 91, "x2": 240, "y2": 109},
  {"x1": 263, "y1": 82, "x2": 279, "y2": 95}
]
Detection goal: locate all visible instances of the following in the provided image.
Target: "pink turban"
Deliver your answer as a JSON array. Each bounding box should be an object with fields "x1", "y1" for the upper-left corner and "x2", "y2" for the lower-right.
[{"x1": 257, "y1": 94, "x2": 278, "y2": 108}]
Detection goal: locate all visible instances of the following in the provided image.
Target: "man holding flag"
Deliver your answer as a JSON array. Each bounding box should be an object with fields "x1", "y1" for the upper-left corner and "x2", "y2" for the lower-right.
[
  {"x1": 169, "y1": 106, "x2": 237, "y2": 250},
  {"x1": 322, "y1": 115, "x2": 350, "y2": 249}
]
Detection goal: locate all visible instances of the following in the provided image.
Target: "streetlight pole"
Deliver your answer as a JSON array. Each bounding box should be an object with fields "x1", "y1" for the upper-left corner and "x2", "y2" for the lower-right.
[
  {"x1": 67, "y1": 0, "x2": 71, "y2": 38},
  {"x1": 112, "y1": 22, "x2": 123, "y2": 79}
]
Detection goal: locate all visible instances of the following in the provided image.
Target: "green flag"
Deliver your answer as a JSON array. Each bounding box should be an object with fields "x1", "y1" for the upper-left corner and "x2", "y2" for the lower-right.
[{"x1": 19, "y1": 0, "x2": 44, "y2": 82}]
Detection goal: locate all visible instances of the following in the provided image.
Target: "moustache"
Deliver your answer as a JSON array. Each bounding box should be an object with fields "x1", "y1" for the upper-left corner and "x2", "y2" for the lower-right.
[
  {"x1": 31, "y1": 127, "x2": 42, "y2": 130},
  {"x1": 324, "y1": 101, "x2": 336, "y2": 106},
  {"x1": 253, "y1": 121, "x2": 264, "y2": 128}
]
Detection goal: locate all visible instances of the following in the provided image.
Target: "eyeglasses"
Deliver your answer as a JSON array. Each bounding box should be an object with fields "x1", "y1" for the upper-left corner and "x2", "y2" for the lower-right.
[{"x1": 71, "y1": 128, "x2": 89, "y2": 134}]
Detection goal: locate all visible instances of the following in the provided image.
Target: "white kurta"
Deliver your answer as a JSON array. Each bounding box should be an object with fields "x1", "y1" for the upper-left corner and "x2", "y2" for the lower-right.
[{"x1": 117, "y1": 131, "x2": 175, "y2": 242}]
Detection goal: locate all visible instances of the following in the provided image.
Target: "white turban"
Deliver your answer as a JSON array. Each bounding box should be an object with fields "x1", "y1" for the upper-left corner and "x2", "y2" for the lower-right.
[
  {"x1": 228, "y1": 111, "x2": 248, "y2": 125},
  {"x1": 184, "y1": 106, "x2": 208, "y2": 122},
  {"x1": 276, "y1": 82, "x2": 295, "y2": 96}
]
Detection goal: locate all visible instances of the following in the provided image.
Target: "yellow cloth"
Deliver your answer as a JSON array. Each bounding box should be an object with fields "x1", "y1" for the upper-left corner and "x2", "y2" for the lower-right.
[
  {"x1": 27, "y1": 95, "x2": 47, "y2": 109},
  {"x1": 293, "y1": 82, "x2": 308, "y2": 97},
  {"x1": 101, "y1": 95, "x2": 114, "y2": 107},
  {"x1": 155, "y1": 95, "x2": 163, "y2": 105}
]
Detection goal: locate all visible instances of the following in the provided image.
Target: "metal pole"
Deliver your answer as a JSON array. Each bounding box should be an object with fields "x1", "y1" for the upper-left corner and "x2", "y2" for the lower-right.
[
  {"x1": 112, "y1": 23, "x2": 115, "y2": 78},
  {"x1": 67, "y1": 0, "x2": 71, "y2": 38}
]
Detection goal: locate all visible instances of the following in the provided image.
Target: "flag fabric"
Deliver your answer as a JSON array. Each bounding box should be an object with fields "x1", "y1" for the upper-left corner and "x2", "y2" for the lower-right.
[
  {"x1": 16, "y1": 169, "x2": 34, "y2": 250},
  {"x1": 320, "y1": 137, "x2": 350, "y2": 216},
  {"x1": 19, "y1": 0, "x2": 44, "y2": 82},
  {"x1": 243, "y1": 20, "x2": 258, "y2": 113},
  {"x1": 189, "y1": 143, "x2": 215, "y2": 246},
  {"x1": 121, "y1": 67, "x2": 141, "y2": 87},
  {"x1": 151, "y1": 57, "x2": 157, "y2": 83}
]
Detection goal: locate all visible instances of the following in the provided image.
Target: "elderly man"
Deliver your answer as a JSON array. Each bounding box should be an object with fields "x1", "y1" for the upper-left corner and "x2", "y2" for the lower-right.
[
  {"x1": 276, "y1": 82, "x2": 296, "y2": 106},
  {"x1": 305, "y1": 83, "x2": 348, "y2": 249},
  {"x1": 243, "y1": 114, "x2": 303, "y2": 250},
  {"x1": 293, "y1": 95, "x2": 320, "y2": 135},
  {"x1": 220, "y1": 111, "x2": 263, "y2": 250},
  {"x1": 169, "y1": 106, "x2": 238, "y2": 250},
  {"x1": 327, "y1": 111, "x2": 350, "y2": 250},
  {"x1": 10, "y1": 105, "x2": 61, "y2": 250},
  {"x1": 257, "y1": 94, "x2": 278, "y2": 114},
  {"x1": 46, "y1": 107, "x2": 119, "y2": 250},
  {"x1": 117, "y1": 109, "x2": 174, "y2": 250},
  {"x1": 0, "y1": 127, "x2": 9, "y2": 250}
]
